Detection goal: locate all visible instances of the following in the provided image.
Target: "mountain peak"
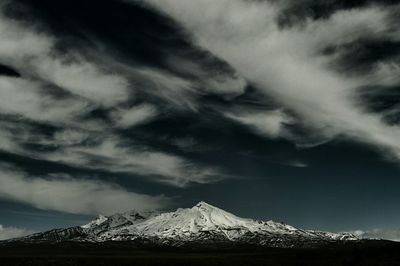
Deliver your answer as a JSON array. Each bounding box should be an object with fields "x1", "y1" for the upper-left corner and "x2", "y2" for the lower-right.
[
  {"x1": 193, "y1": 201, "x2": 215, "y2": 209},
  {"x1": 13, "y1": 202, "x2": 359, "y2": 247},
  {"x1": 81, "y1": 215, "x2": 108, "y2": 229}
]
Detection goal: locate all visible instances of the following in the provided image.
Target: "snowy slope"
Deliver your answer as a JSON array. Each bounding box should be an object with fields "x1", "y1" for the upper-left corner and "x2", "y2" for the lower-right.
[
  {"x1": 99, "y1": 202, "x2": 307, "y2": 240},
  {"x1": 7, "y1": 202, "x2": 358, "y2": 247},
  {"x1": 91, "y1": 201, "x2": 357, "y2": 246},
  {"x1": 81, "y1": 210, "x2": 157, "y2": 236}
]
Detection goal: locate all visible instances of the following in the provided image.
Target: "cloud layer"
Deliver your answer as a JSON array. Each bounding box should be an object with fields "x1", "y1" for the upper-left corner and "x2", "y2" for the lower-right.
[
  {"x1": 0, "y1": 0, "x2": 399, "y2": 231},
  {"x1": 0, "y1": 164, "x2": 167, "y2": 215},
  {"x1": 0, "y1": 4, "x2": 224, "y2": 190},
  {"x1": 142, "y1": 0, "x2": 400, "y2": 160}
]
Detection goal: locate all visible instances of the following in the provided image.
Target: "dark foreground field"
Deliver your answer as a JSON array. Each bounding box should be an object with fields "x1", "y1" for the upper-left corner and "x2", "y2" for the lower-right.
[{"x1": 0, "y1": 240, "x2": 399, "y2": 266}]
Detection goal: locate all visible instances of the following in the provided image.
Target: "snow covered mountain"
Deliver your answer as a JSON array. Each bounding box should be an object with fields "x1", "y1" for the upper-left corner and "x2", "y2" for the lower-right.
[{"x1": 7, "y1": 202, "x2": 358, "y2": 248}]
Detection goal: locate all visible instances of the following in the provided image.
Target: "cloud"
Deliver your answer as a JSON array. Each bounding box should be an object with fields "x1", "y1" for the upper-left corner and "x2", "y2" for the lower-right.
[
  {"x1": 285, "y1": 160, "x2": 309, "y2": 168},
  {"x1": 43, "y1": 138, "x2": 222, "y2": 187},
  {"x1": 0, "y1": 123, "x2": 19, "y2": 152},
  {"x1": 0, "y1": 224, "x2": 34, "y2": 241},
  {"x1": 135, "y1": 68, "x2": 198, "y2": 110},
  {"x1": 0, "y1": 77, "x2": 90, "y2": 123},
  {"x1": 0, "y1": 6, "x2": 225, "y2": 188},
  {"x1": 111, "y1": 104, "x2": 158, "y2": 129},
  {"x1": 0, "y1": 9, "x2": 130, "y2": 107},
  {"x1": 352, "y1": 229, "x2": 400, "y2": 242},
  {"x1": 0, "y1": 164, "x2": 168, "y2": 215},
  {"x1": 0, "y1": 115, "x2": 224, "y2": 188},
  {"x1": 34, "y1": 56, "x2": 130, "y2": 107},
  {"x1": 141, "y1": 0, "x2": 400, "y2": 162},
  {"x1": 164, "y1": 55, "x2": 247, "y2": 97},
  {"x1": 225, "y1": 109, "x2": 290, "y2": 138},
  {"x1": 52, "y1": 129, "x2": 90, "y2": 146}
]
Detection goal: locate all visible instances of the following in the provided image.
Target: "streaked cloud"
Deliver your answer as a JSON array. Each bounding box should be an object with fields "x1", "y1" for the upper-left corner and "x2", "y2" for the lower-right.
[
  {"x1": 0, "y1": 77, "x2": 90, "y2": 123},
  {"x1": 43, "y1": 138, "x2": 222, "y2": 187},
  {"x1": 111, "y1": 104, "x2": 158, "y2": 129},
  {"x1": 0, "y1": 5, "x2": 225, "y2": 188},
  {"x1": 141, "y1": 0, "x2": 400, "y2": 162},
  {"x1": 0, "y1": 164, "x2": 169, "y2": 215},
  {"x1": 0, "y1": 9, "x2": 130, "y2": 107}
]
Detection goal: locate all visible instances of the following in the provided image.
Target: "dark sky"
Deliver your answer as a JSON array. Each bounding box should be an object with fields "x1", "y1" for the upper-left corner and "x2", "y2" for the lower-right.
[{"x1": 0, "y1": 0, "x2": 400, "y2": 240}]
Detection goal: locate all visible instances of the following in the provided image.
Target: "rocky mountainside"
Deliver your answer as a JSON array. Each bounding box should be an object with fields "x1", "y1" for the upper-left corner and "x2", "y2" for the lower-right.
[{"x1": 6, "y1": 202, "x2": 358, "y2": 248}]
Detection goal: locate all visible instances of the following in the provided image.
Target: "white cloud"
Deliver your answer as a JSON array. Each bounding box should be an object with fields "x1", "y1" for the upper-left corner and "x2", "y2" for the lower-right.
[
  {"x1": 225, "y1": 109, "x2": 290, "y2": 138},
  {"x1": 0, "y1": 117, "x2": 224, "y2": 187},
  {"x1": 0, "y1": 164, "x2": 168, "y2": 215},
  {"x1": 33, "y1": 56, "x2": 130, "y2": 107},
  {"x1": 0, "y1": 120, "x2": 53, "y2": 155},
  {"x1": 0, "y1": 77, "x2": 90, "y2": 123},
  {"x1": 0, "y1": 8, "x2": 224, "y2": 187},
  {"x1": 301, "y1": 6, "x2": 390, "y2": 49},
  {"x1": 367, "y1": 61, "x2": 400, "y2": 86},
  {"x1": 0, "y1": 7, "x2": 51, "y2": 63},
  {"x1": 0, "y1": 10, "x2": 130, "y2": 107},
  {"x1": 0, "y1": 125, "x2": 19, "y2": 152},
  {"x1": 165, "y1": 55, "x2": 247, "y2": 97},
  {"x1": 352, "y1": 229, "x2": 400, "y2": 242},
  {"x1": 111, "y1": 104, "x2": 158, "y2": 128},
  {"x1": 43, "y1": 138, "x2": 222, "y2": 187},
  {"x1": 136, "y1": 68, "x2": 198, "y2": 110},
  {"x1": 52, "y1": 129, "x2": 90, "y2": 146},
  {"x1": 0, "y1": 224, "x2": 34, "y2": 241},
  {"x1": 142, "y1": 0, "x2": 400, "y2": 161}
]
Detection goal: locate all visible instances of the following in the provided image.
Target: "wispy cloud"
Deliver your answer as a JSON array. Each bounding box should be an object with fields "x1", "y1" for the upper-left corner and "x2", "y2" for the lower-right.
[
  {"x1": 135, "y1": 68, "x2": 198, "y2": 111},
  {"x1": 0, "y1": 8, "x2": 130, "y2": 107},
  {"x1": 0, "y1": 5, "x2": 225, "y2": 188},
  {"x1": 0, "y1": 77, "x2": 90, "y2": 123},
  {"x1": 0, "y1": 164, "x2": 169, "y2": 215},
  {"x1": 0, "y1": 118, "x2": 223, "y2": 188},
  {"x1": 142, "y1": 0, "x2": 400, "y2": 161},
  {"x1": 111, "y1": 104, "x2": 158, "y2": 129},
  {"x1": 43, "y1": 138, "x2": 222, "y2": 187}
]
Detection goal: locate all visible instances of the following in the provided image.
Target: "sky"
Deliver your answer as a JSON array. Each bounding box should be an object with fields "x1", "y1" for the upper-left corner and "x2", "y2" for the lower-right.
[{"x1": 0, "y1": 0, "x2": 400, "y2": 241}]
